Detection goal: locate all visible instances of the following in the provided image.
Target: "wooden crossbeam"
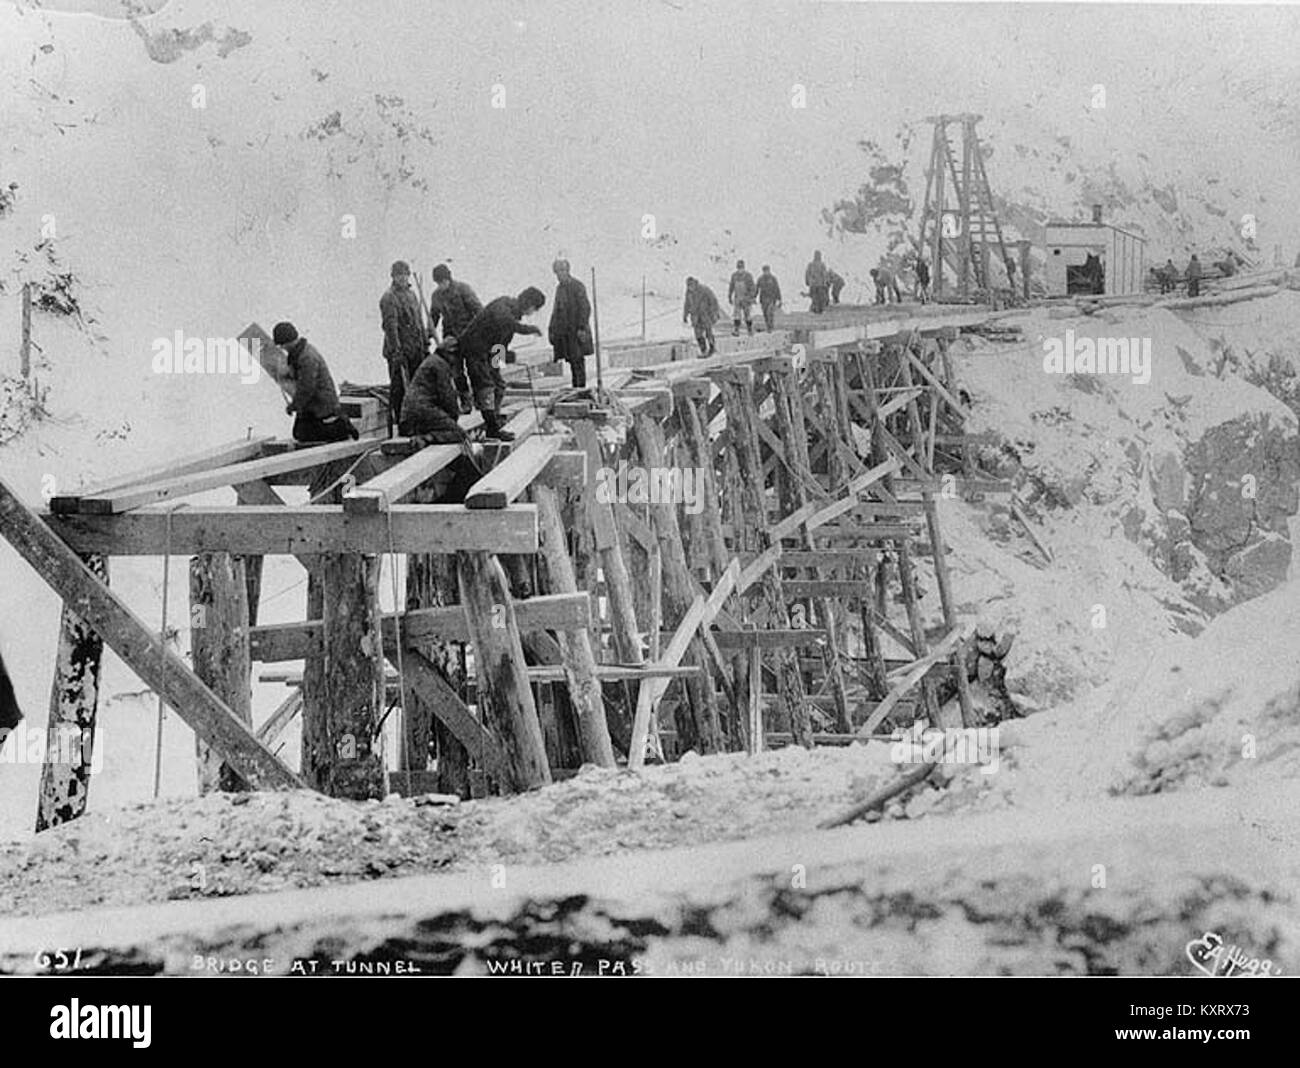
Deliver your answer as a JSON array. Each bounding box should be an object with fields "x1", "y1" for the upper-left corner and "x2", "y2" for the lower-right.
[
  {"x1": 784, "y1": 580, "x2": 874, "y2": 598},
  {"x1": 49, "y1": 436, "x2": 276, "y2": 512},
  {"x1": 342, "y1": 445, "x2": 461, "y2": 515},
  {"x1": 250, "y1": 592, "x2": 592, "y2": 662},
  {"x1": 628, "y1": 559, "x2": 740, "y2": 767},
  {"x1": 465, "y1": 435, "x2": 565, "y2": 510},
  {"x1": 857, "y1": 627, "x2": 968, "y2": 736},
  {"x1": 711, "y1": 628, "x2": 828, "y2": 649},
  {"x1": 738, "y1": 550, "x2": 873, "y2": 569},
  {"x1": 262, "y1": 662, "x2": 701, "y2": 685},
  {"x1": 903, "y1": 347, "x2": 970, "y2": 421},
  {"x1": 876, "y1": 387, "x2": 925, "y2": 420},
  {"x1": 256, "y1": 689, "x2": 303, "y2": 747},
  {"x1": 398, "y1": 648, "x2": 505, "y2": 773},
  {"x1": 45, "y1": 504, "x2": 540, "y2": 555},
  {"x1": 68, "y1": 439, "x2": 380, "y2": 514},
  {"x1": 0, "y1": 474, "x2": 302, "y2": 790}
]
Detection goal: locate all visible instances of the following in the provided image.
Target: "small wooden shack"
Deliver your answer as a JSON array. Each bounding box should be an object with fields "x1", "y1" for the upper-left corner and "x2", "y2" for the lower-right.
[{"x1": 1044, "y1": 209, "x2": 1146, "y2": 297}]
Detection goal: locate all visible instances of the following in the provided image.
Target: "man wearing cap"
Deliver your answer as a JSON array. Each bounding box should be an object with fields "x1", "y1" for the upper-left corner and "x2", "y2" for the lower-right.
[
  {"x1": 828, "y1": 268, "x2": 845, "y2": 305},
  {"x1": 455, "y1": 287, "x2": 547, "y2": 441},
  {"x1": 548, "y1": 258, "x2": 593, "y2": 388},
  {"x1": 274, "y1": 321, "x2": 358, "y2": 444},
  {"x1": 682, "y1": 276, "x2": 720, "y2": 356},
  {"x1": 428, "y1": 264, "x2": 483, "y2": 412},
  {"x1": 380, "y1": 261, "x2": 428, "y2": 433},
  {"x1": 727, "y1": 259, "x2": 756, "y2": 336}
]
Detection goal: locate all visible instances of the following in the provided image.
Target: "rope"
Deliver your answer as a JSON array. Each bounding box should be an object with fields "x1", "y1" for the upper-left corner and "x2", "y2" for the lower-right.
[
  {"x1": 153, "y1": 501, "x2": 188, "y2": 799},
  {"x1": 306, "y1": 444, "x2": 385, "y2": 505},
  {"x1": 382, "y1": 510, "x2": 410, "y2": 763}
]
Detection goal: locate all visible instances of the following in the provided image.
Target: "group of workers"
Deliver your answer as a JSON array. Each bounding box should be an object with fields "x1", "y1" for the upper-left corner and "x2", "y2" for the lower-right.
[
  {"x1": 1153, "y1": 252, "x2": 1248, "y2": 297},
  {"x1": 280, "y1": 258, "x2": 595, "y2": 446}
]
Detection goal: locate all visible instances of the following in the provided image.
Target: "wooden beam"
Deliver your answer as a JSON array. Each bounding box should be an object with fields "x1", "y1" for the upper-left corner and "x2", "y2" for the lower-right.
[
  {"x1": 49, "y1": 437, "x2": 275, "y2": 513},
  {"x1": 342, "y1": 445, "x2": 461, "y2": 515},
  {"x1": 456, "y1": 552, "x2": 552, "y2": 792},
  {"x1": 857, "y1": 627, "x2": 968, "y2": 736},
  {"x1": 256, "y1": 689, "x2": 303, "y2": 746},
  {"x1": 190, "y1": 553, "x2": 253, "y2": 794},
  {"x1": 398, "y1": 648, "x2": 505, "y2": 773},
  {"x1": 712, "y1": 627, "x2": 827, "y2": 649},
  {"x1": 465, "y1": 435, "x2": 565, "y2": 510},
  {"x1": 68, "y1": 438, "x2": 381, "y2": 514},
  {"x1": 784, "y1": 580, "x2": 874, "y2": 598},
  {"x1": 904, "y1": 347, "x2": 969, "y2": 421},
  {"x1": 46, "y1": 504, "x2": 540, "y2": 556},
  {"x1": 250, "y1": 592, "x2": 592, "y2": 662},
  {"x1": 0, "y1": 474, "x2": 302, "y2": 791}
]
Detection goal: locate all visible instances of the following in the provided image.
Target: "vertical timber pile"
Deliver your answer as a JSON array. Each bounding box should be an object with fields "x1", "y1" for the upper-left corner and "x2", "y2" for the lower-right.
[
  {"x1": 632, "y1": 408, "x2": 725, "y2": 754},
  {"x1": 716, "y1": 366, "x2": 812, "y2": 747},
  {"x1": 672, "y1": 379, "x2": 749, "y2": 749},
  {"x1": 769, "y1": 359, "x2": 852, "y2": 734},
  {"x1": 35, "y1": 554, "x2": 107, "y2": 832},
  {"x1": 190, "y1": 552, "x2": 253, "y2": 792},
  {"x1": 846, "y1": 349, "x2": 889, "y2": 700},
  {"x1": 456, "y1": 551, "x2": 551, "y2": 790},
  {"x1": 532, "y1": 482, "x2": 616, "y2": 767},
  {"x1": 302, "y1": 467, "x2": 386, "y2": 800},
  {"x1": 572, "y1": 419, "x2": 643, "y2": 755}
]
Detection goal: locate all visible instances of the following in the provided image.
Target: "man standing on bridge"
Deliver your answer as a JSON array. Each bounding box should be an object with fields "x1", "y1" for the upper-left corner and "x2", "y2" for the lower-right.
[
  {"x1": 805, "y1": 251, "x2": 830, "y2": 314},
  {"x1": 756, "y1": 265, "x2": 782, "y2": 332},
  {"x1": 828, "y1": 268, "x2": 845, "y2": 305},
  {"x1": 683, "y1": 276, "x2": 721, "y2": 356},
  {"x1": 380, "y1": 261, "x2": 428, "y2": 435},
  {"x1": 728, "y1": 259, "x2": 757, "y2": 336},
  {"x1": 547, "y1": 258, "x2": 593, "y2": 388},
  {"x1": 1186, "y1": 254, "x2": 1202, "y2": 298},
  {"x1": 428, "y1": 264, "x2": 483, "y2": 413},
  {"x1": 871, "y1": 266, "x2": 902, "y2": 305},
  {"x1": 456, "y1": 287, "x2": 547, "y2": 442}
]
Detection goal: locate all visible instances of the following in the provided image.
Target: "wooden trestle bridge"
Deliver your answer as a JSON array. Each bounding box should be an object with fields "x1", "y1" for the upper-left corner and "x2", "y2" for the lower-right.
[{"x1": 0, "y1": 301, "x2": 1006, "y2": 831}]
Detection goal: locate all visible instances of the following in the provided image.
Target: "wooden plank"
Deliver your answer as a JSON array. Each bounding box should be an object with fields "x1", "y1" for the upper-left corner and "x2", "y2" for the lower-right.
[
  {"x1": 738, "y1": 550, "x2": 873, "y2": 569},
  {"x1": 399, "y1": 648, "x2": 505, "y2": 773},
  {"x1": 46, "y1": 504, "x2": 540, "y2": 556},
  {"x1": 712, "y1": 627, "x2": 827, "y2": 649},
  {"x1": 0, "y1": 474, "x2": 302, "y2": 791},
  {"x1": 784, "y1": 580, "x2": 874, "y2": 598},
  {"x1": 857, "y1": 627, "x2": 968, "y2": 736},
  {"x1": 465, "y1": 435, "x2": 565, "y2": 510},
  {"x1": 256, "y1": 689, "x2": 303, "y2": 746},
  {"x1": 628, "y1": 559, "x2": 740, "y2": 767},
  {"x1": 73, "y1": 439, "x2": 380, "y2": 515},
  {"x1": 904, "y1": 347, "x2": 969, "y2": 422},
  {"x1": 342, "y1": 445, "x2": 461, "y2": 515},
  {"x1": 49, "y1": 437, "x2": 275, "y2": 512},
  {"x1": 250, "y1": 592, "x2": 591, "y2": 662},
  {"x1": 876, "y1": 387, "x2": 925, "y2": 420}
]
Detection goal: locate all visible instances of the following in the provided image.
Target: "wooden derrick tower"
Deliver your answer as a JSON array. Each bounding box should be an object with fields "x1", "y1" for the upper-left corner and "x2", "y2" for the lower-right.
[{"x1": 916, "y1": 114, "x2": 1012, "y2": 301}]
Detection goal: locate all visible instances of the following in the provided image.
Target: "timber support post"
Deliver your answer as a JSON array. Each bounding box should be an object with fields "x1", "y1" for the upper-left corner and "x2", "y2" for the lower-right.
[{"x1": 190, "y1": 552, "x2": 253, "y2": 793}]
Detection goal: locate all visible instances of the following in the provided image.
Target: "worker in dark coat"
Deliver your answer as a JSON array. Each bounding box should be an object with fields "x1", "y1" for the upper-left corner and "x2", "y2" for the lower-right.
[
  {"x1": 399, "y1": 342, "x2": 466, "y2": 443},
  {"x1": 755, "y1": 265, "x2": 782, "y2": 332},
  {"x1": 457, "y1": 288, "x2": 546, "y2": 441},
  {"x1": 682, "y1": 276, "x2": 720, "y2": 355},
  {"x1": 805, "y1": 251, "x2": 829, "y2": 313},
  {"x1": 547, "y1": 258, "x2": 593, "y2": 387},
  {"x1": 428, "y1": 264, "x2": 484, "y2": 412},
  {"x1": 871, "y1": 266, "x2": 903, "y2": 305},
  {"x1": 380, "y1": 260, "x2": 428, "y2": 433},
  {"x1": 274, "y1": 321, "x2": 358, "y2": 444},
  {"x1": 728, "y1": 259, "x2": 757, "y2": 335},
  {"x1": 915, "y1": 256, "x2": 932, "y2": 303},
  {"x1": 0, "y1": 648, "x2": 21, "y2": 736},
  {"x1": 1185, "y1": 254, "x2": 1202, "y2": 297},
  {"x1": 827, "y1": 269, "x2": 845, "y2": 305}
]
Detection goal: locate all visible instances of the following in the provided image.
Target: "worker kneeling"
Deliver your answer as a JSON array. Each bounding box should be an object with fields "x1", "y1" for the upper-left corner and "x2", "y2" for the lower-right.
[
  {"x1": 399, "y1": 339, "x2": 468, "y2": 444},
  {"x1": 275, "y1": 321, "x2": 359, "y2": 445}
]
